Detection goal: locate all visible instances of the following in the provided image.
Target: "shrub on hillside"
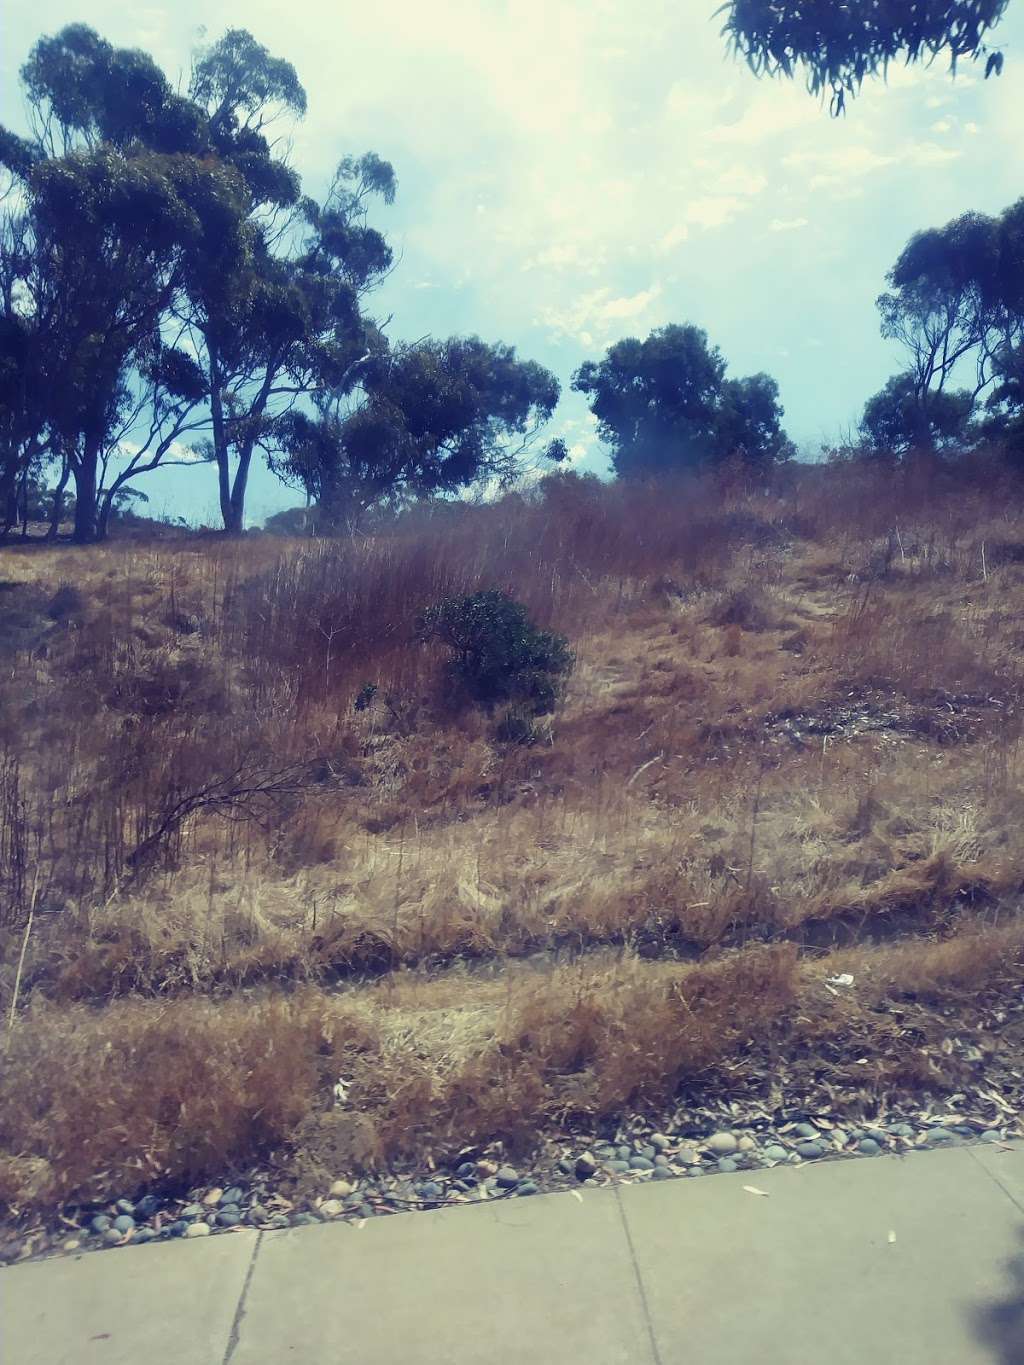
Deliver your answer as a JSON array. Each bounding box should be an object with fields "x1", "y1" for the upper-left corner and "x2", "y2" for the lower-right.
[{"x1": 418, "y1": 590, "x2": 574, "y2": 720}]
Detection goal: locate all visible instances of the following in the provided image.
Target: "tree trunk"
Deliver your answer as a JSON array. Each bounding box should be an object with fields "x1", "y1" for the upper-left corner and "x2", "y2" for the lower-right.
[
  {"x1": 223, "y1": 442, "x2": 255, "y2": 535},
  {"x1": 46, "y1": 458, "x2": 71, "y2": 541},
  {"x1": 71, "y1": 443, "x2": 100, "y2": 544}
]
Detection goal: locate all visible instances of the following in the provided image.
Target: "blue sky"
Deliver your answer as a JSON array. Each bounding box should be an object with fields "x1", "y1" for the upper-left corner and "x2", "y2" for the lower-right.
[{"x1": 5, "y1": 0, "x2": 1024, "y2": 525}]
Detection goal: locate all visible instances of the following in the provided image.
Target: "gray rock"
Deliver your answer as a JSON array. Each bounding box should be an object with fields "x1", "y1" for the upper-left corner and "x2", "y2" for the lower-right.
[
  {"x1": 981, "y1": 1130, "x2": 1003, "y2": 1143},
  {"x1": 417, "y1": 1181, "x2": 443, "y2": 1201},
  {"x1": 676, "y1": 1147, "x2": 699, "y2": 1166},
  {"x1": 763, "y1": 1145, "x2": 788, "y2": 1162},
  {"x1": 706, "y1": 1132, "x2": 738, "y2": 1156},
  {"x1": 858, "y1": 1138, "x2": 881, "y2": 1156},
  {"x1": 889, "y1": 1123, "x2": 914, "y2": 1138},
  {"x1": 217, "y1": 1210, "x2": 242, "y2": 1227},
  {"x1": 89, "y1": 1215, "x2": 111, "y2": 1236},
  {"x1": 604, "y1": 1160, "x2": 630, "y2": 1174},
  {"x1": 185, "y1": 1222, "x2": 211, "y2": 1238},
  {"x1": 953, "y1": 1125, "x2": 975, "y2": 1137},
  {"x1": 687, "y1": 1166, "x2": 705, "y2": 1177},
  {"x1": 115, "y1": 1199, "x2": 135, "y2": 1216},
  {"x1": 132, "y1": 1227, "x2": 155, "y2": 1244},
  {"x1": 134, "y1": 1195, "x2": 160, "y2": 1219},
  {"x1": 165, "y1": 1220, "x2": 188, "y2": 1238},
  {"x1": 516, "y1": 1181, "x2": 539, "y2": 1196},
  {"x1": 112, "y1": 1215, "x2": 135, "y2": 1234},
  {"x1": 616, "y1": 1146, "x2": 632, "y2": 1162},
  {"x1": 832, "y1": 1129, "x2": 849, "y2": 1148},
  {"x1": 267, "y1": 1215, "x2": 290, "y2": 1229},
  {"x1": 102, "y1": 1228, "x2": 123, "y2": 1247},
  {"x1": 629, "y1": 1156, "x2": 655, "y2": 1170},
  {"x1": 457, "y1": 1161, "x2": 478, "y2": 1179},
  {"x1": 221, "y1": 1187, "x2": 244, "y2": 1206},
  {"x1": 654, "y1": 1154, "x2": 670, "y2": 1168},
  {"x1": 650, "y1": 1133, "x2": 671, "y2": 1151},
  {"x1": 717, "y1": 1158, "x2": 739, "y2": 1173},
  {"x1": 652, "y1": 1167, "x2": 673, "y2": 1181},
  {"x1": 925, "y1": 1127, "x2": 956, "y2": 1145},
  {"x1": 495, "y1": 1166, "x2": 519, "y2": 1189},
  {"x1": 180, "y1": 1203, "x2": 203, "y2": 1220},
  {"x1": 557, "y1": 1158, "x2": 575, "y2": 1176},
  {"x1": 796, "y1": 1141, "x2": 824, "y2": 1159},
  {"x1": 289, "y1": 1213, "x2": 318, "y2": 1227},
  {"x1": 794, "y1": 1123, "x2": 818, "y2": 1140},
  {"x1": 247, "y1": 1204, "x2": 268, "y2": 1225}
]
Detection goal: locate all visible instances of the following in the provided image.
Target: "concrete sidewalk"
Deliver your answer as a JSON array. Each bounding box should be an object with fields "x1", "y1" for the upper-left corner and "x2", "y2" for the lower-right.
[{"x1": 3, "y1": 1143, "x2": 1024, "y2": 1364}]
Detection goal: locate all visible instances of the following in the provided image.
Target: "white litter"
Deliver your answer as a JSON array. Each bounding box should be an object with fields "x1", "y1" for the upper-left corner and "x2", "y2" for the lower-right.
[{"x1": 827, "y1": 973, "x2": 855, "y2": 988}]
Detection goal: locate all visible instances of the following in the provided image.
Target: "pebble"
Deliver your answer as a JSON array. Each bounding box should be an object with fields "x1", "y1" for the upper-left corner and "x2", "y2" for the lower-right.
[
  {"x1": 165, "y1": 1220, "x2": 189, "y2": 1238},
  {"x1": 330, "y1": 1179, "x2": 354, "y2": 1198},
  {"x1": 203, "y1": 1188, "x2": 223, "y2": 1207},
  {"x1": 763, "y1": 1145, "x2": 788, "y2": 1162},
  {"x1": 687, "y1": 1166, "x2": 705, "y2": 1177},
  {"x1": 706, "y1": 1132, "x2": 738, "y2": 1156},
  {"x1": 889, "y1": 1123, "x2": 915, "y2": 1138},
  {"x1": 796, "y1": 1141, "x2": 825, "y2": 1159},
  {"x1": 290, "y1": 1213, "x2": 319, "y2": 1227},
  {"x1": 180, "y1": 1203, "x2": 203, "y2": 1219},
  {"x1": 654, "y1": 1154, "x2": 670, "y2": 1168},
  {"x1": 185, "y1": 1222, "x2": 211, "y2": 1238},
  {"x1": 221, "y1": 1187, "x2": 245, "y2": 1206},
  {"x1": 516, "y1": 1181, "x2": 539, "y2": 1196},
  {"x1": 650, "y1": 1134, "x2": 671, "y2": 1151},
  {"x1": 925, "y1": 1127, "x2": 956, "y2": 1145},
  {"x1": 102, "y1": 1228, "x2": 123, "y2": 1247},
  {"x1": 216, "y1": 1211, "x2": 241, "y2": 1227},
  {"x1": 981, "y1": 1130, "x2": 1003, "y2": 1143},
  {"x1": 115, "y1": 1199, "x2": 135, "y2": 1216},
  {"x1": 319, "y1": 1200, "x2": 344, "y2": 1220},
  {"x1": 62, "y1": 1239, "x2": 80, "y2": 1253},
  {"x1": 247, "y1": 1204, "x2": 268, "y2": 1225},
  {"x1": 793, "y1": 1123, "x2": 818, "y2": 1140},
  {"x1": 737, "y1": 1136, "x2": 757, "y2": 1153},
  {"x1": 858, "y1": 1138, "x2": 881, "y2": 1156},
  {"x1": 267, "y1": 1215, "x2": 290, "y2": 1230},
  {"x1": 832, "y1": 1129, "x2": 848, "y2": 1148},
  {"x1": 112, "y1": 1215, "x2": 135, "y2": 1234},
  {"x1": 652, "y1": 1167, "x2": 673, "y2": 1181},
  {"x1": 717, "y1": 1158, "x2": 739, "y2": 1174},
  {"x1": 676, "y1": 1147, "x2": 699, "y2": 1166},
  {"x1": 135, "y1": 1195, "x2": 160, "y2": 1219},
  {"x1": 476, "y1": 1161, "x2": 498, "y2": 1178},
  {"x1": 89, "y1": 1215, "x2": 111, "y2": 1236},
  {"x1": 604, "y1": 1160, "x2": 630, "y2": 1174},
  {"x1": 133, "y1": 1228, "x2": 155, "y2": 1244},
  {"x1": 417, "y1": 1182, "x2": 443, "y2": 1202},
  {"x1": 629, "y1": 1156, "x2": 655, "y2": 1170}
]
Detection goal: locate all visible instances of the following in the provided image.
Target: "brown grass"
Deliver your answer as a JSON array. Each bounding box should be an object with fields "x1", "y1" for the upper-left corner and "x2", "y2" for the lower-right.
[{"x1": 3, "y1": 456, "x2": 1024, "y2": 1215}]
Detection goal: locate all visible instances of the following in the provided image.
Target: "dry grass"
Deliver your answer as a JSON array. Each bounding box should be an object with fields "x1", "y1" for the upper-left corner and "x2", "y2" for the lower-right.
[{"x1": 3, "y1": 456, "x2": 1024, "y2": 1215}]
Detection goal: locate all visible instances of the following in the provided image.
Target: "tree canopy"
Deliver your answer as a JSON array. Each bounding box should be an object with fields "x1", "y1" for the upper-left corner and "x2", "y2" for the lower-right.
[
  {"x1": 571, "y1": 324, "x2": 793, "y2": 479},
  {"x1": 271, "y1": 336, "x2": 561, "y2": 528},
  {"x1": 718, "y1": 0, "x2": 1010, "y2": 112}
]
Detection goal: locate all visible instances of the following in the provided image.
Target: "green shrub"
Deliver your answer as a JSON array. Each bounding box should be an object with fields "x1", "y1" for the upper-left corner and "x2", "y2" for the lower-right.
[{"x1": 418, "y1": 590, "x2": 573, "y2": 717}]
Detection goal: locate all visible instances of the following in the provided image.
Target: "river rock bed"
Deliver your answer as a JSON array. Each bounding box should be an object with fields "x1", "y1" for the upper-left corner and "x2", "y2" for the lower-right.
[{"x1": 2, "y1": 1100, "x2": 1019, "y2": 1265}]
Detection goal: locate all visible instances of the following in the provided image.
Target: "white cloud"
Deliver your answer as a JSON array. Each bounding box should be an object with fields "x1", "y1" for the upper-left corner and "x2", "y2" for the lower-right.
[
  {"x1": 657, "y1": 224, "x2": 690, "y2": 253},
  {"x1": 686, "y1": 196, "x2": 744, "y2": 229},
  {"x1": 539, "y1": 284, "x2": 663, "y2": 345},
  {"x1": 769, "y1": 217, "x2": 809, "y2": 233},
  {"x1": 929, "y1": 118, "x2": 953, "y2": 134}
]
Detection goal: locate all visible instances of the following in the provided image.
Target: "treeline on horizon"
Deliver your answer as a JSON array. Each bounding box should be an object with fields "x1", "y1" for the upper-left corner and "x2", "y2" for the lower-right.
[{"x1": 2, "y1": 21, "x2": 1024, "y2": 545}]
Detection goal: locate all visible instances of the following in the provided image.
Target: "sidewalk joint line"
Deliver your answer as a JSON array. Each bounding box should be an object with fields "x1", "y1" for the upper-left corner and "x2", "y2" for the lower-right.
[
  {"x1": 965, "y1": 1144, "x2": 1024, "y2": 1217},
  {"x1": 223, "y1": 1231, "x2": 262, "y2": 1365},
  {"x1": 614, "y1": 1187, "x2": 664, "y2": 1365}
]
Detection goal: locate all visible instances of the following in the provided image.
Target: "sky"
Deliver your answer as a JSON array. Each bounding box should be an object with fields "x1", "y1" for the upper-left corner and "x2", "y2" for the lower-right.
[{"x1": 4, "y1": 0, "x2": 1024, "y2": 526}]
